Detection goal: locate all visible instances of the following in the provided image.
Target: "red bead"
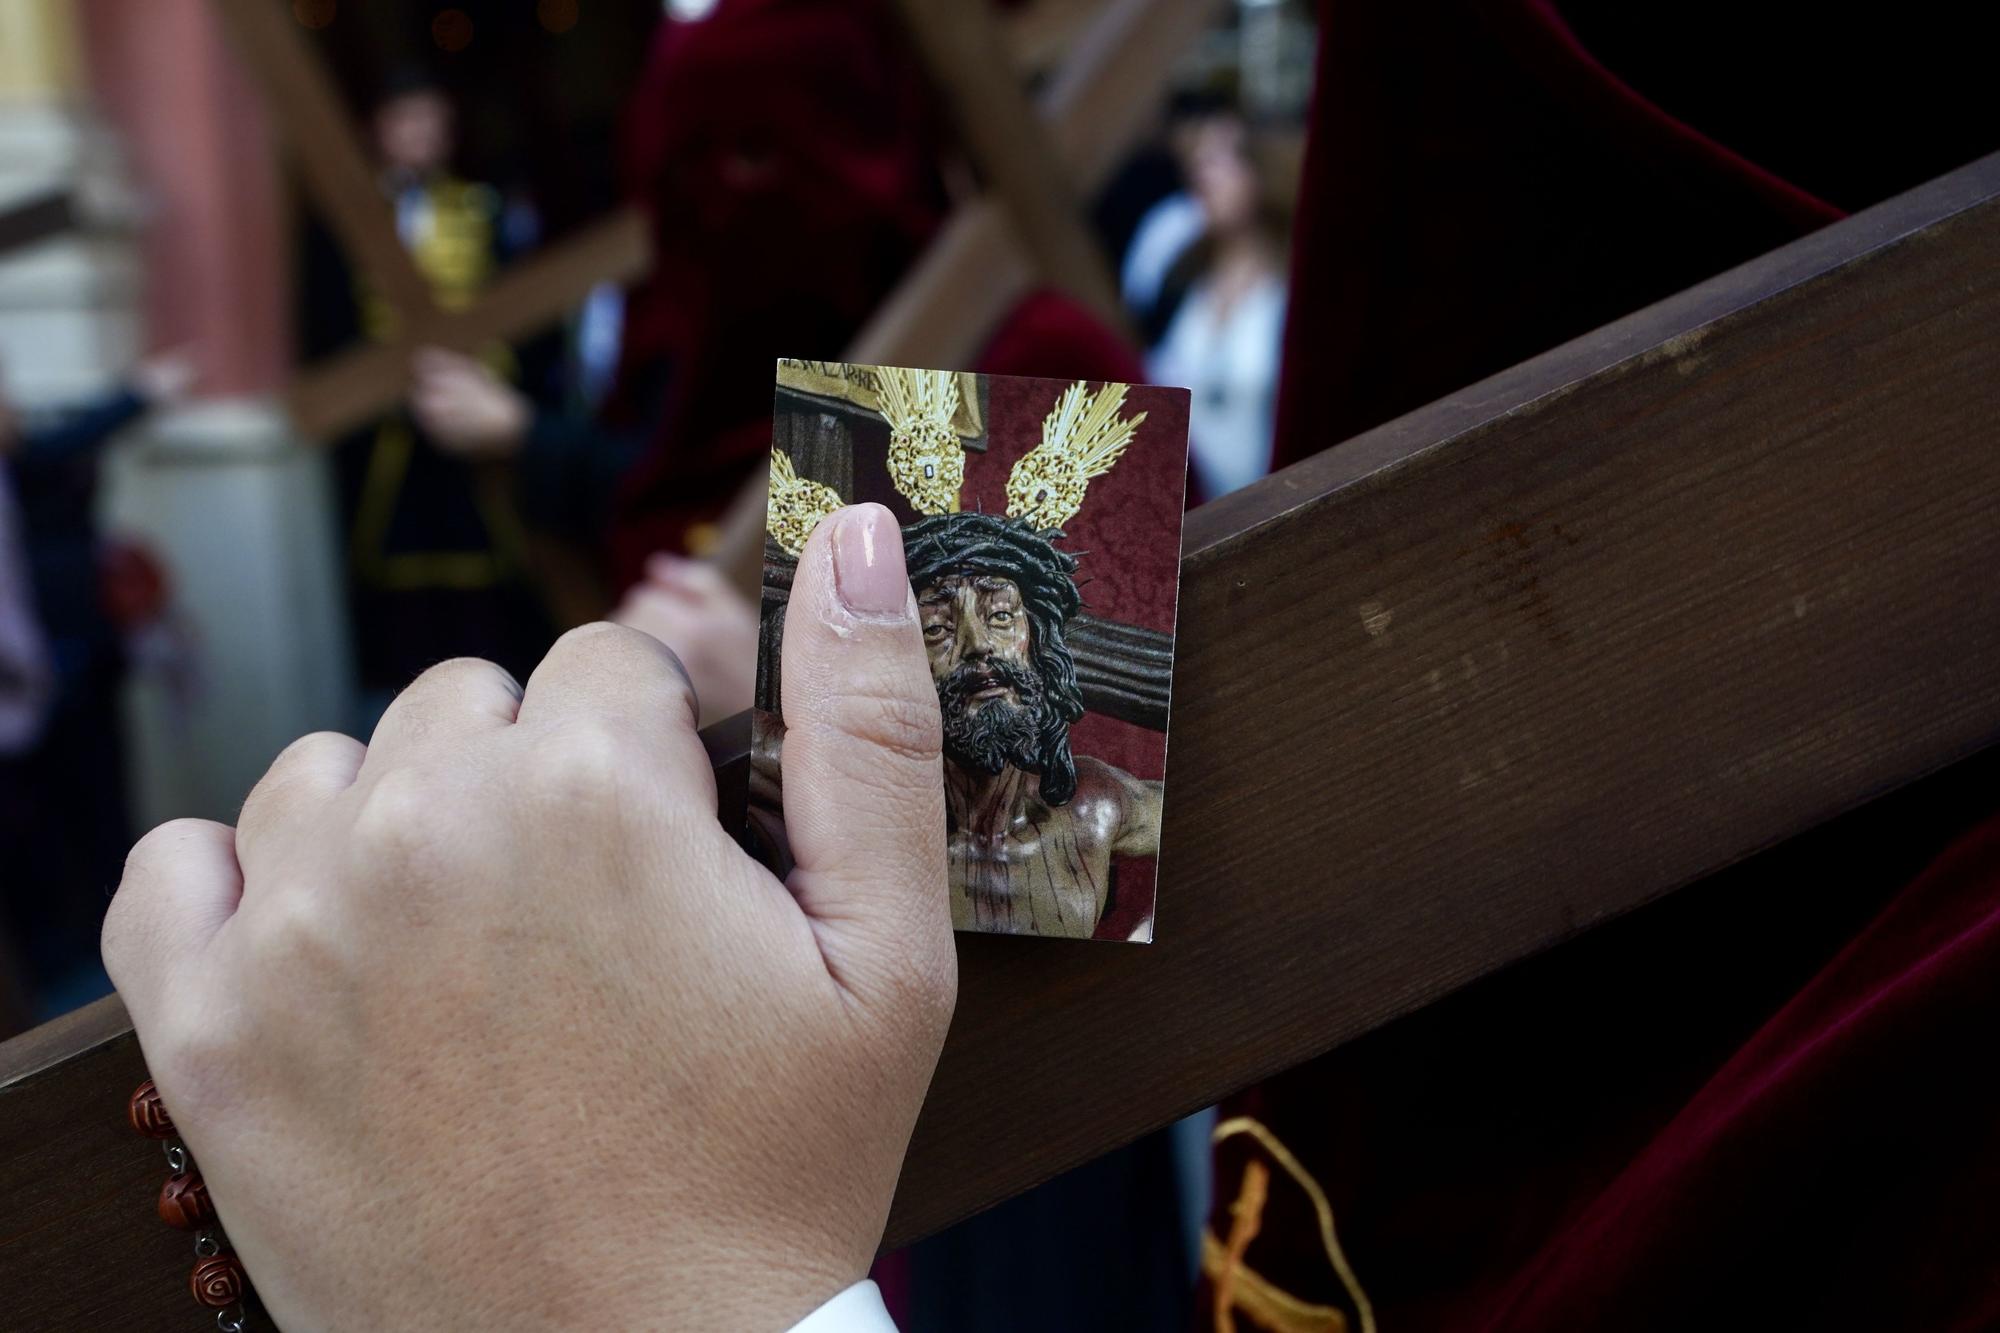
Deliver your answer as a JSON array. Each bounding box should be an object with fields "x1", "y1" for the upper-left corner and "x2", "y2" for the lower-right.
[
  {"x1": 158, "y1": 1172, "x2": 214, "y2": 1230},
  {"x1": 128, "y1": 1080, "x2": 175, "y2": 1139},
  {"x1": 190, "y1": 1254, "x2": 247, "y2": 1308}
]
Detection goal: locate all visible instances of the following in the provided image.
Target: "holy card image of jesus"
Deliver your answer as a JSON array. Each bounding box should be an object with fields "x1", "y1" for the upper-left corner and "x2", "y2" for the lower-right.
[{"x1": 749, "y1": 360, "x2": 1190, "y2": 942}]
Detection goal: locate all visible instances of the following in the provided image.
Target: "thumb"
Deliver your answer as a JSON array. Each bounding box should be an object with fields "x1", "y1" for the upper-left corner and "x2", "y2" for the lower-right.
[{"x1": 777, "y1": 504, "x2": 953, "y2": 1009}]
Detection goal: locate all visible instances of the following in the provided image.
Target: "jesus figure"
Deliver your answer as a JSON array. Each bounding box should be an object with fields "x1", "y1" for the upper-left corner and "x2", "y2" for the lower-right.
[{"x1": 754, "y1": 511, "x2": 1162, "y2": 939}]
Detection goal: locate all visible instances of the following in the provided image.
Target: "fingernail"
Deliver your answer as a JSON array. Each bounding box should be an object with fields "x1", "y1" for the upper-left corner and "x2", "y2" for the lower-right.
[{"x1": 831, "y1": 504, "x2": 909, "y2": 618}]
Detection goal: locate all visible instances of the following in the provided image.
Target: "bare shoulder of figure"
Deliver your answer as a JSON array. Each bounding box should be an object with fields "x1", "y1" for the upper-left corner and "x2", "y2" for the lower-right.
[
  {"x1": 1067, "y1": 755, "x2": 1163, "y2": 858},
  {"x1": 1065, "y1": 756, "x2": 1161, "y2": 857}
]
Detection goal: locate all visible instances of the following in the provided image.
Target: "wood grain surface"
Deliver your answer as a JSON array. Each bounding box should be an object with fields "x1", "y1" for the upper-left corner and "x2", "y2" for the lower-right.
[{"x1": 2, "y1": 154, "x2": 1997, "y2": 1326}]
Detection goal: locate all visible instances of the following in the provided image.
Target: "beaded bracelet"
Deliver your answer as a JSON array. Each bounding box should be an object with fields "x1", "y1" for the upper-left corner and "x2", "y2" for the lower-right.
[{"x1": 129, "y1": 1080, "x2": 256, "y2": 1331}]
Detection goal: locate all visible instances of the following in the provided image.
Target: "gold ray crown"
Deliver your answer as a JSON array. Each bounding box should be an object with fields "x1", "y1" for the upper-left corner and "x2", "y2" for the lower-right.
[
  {"x1": 767, "y1": 448, "x2": 844, "y2": 557},
  {"x1": 766, "y1": 369, "x2": 1146, "y2": 557},
  {"x1": 1006, "y1": 380, "x2": 1147, "y2": 532},
  {"x1": 878, "y1": 367, "x2": 964, "y2": 516}
]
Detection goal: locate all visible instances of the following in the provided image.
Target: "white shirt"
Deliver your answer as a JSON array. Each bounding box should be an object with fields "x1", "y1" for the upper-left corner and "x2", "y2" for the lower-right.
[
  {"x1": 787, "y1": 1280, "x2": 897, "y2": 1333},
  {"x1": 1146, "y1": 270, "x2": 1288, "y2": 501},
  {"x1": 1120, "y1": 191, "x2": 1206, "y2": 314}
]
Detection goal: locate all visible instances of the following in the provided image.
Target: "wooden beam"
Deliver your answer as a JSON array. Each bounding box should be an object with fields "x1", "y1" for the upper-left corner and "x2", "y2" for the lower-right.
[
  {"x1": 1040, "y1": 0, "x2": 1223, "y2": 188},
  {"x1": 884, "y1": 151, "x2": 2000, "y2": 1243},
  {"x1": 850, "y1": 0, "x2": 1226, "y2": 367},
  {"x1": 892, "y1": 0, "x2": 1128, "y2": 334},
  {"x1": 285, "y1": 208, "x2": 651, "y2": 440},
  {"x1": 210, "y1": 0, "x2": 434, "y2": 323},
  {"x1": 4, "y1": 154, "x2": 1999, "y2": 1324},
  {"x1": 1002, "y1": 0, "x2": 1109, "y2": 75}
]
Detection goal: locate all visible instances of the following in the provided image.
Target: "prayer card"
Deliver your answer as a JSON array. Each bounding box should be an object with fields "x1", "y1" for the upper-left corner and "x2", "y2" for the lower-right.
[{"x1": 750, "y1": 360, "x2": 1191, "y2": 942}]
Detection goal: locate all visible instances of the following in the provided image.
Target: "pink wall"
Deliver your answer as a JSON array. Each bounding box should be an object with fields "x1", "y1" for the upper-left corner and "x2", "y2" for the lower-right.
[{"x1": 76, "y1": 0, "x2": 291, "y2": 395}]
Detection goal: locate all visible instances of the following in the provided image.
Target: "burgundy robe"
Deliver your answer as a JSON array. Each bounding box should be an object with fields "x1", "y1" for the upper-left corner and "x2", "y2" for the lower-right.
[{"x1": 1202, "y1": 3, "x2": 2000, "y2": 1328}]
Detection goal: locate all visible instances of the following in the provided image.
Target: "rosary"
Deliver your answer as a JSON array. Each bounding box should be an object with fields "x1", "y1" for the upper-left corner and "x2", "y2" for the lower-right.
[{"x1": 128, "y1": 1080, "x2": 256, "y2": 1330}]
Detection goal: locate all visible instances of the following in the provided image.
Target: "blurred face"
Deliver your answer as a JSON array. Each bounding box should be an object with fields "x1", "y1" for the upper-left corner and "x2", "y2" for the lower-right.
[
  {"x1": 375, "y1": 90, "x2": 454, "y2": 175},
  {"x1": 1188, "y1": 116, "x2": 1258, "y2": 236}
]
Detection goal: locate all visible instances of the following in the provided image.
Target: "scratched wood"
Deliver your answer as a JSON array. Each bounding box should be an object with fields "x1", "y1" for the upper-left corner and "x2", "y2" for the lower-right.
[{"x1": 2, "y1": 155, "x2": 1998, "y2": 1326}]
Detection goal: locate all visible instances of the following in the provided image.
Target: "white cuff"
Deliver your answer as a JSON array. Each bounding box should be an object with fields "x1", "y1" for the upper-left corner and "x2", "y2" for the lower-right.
[{"x1": 786, "y1": 1279, "x2": 897, "y2": 1333}]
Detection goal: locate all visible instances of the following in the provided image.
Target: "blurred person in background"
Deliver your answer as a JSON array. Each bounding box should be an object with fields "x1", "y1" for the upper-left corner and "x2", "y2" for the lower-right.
[
  {"x1": 408, "y1": 0, "x2": 1142, "y2": 727},
  {"x1": 1109, "y1": 89, "x2": 1231, "y2": 347},
  {"x1": 333, "y1": 69, "x2": 550, "y2": 716},
  {"x1": 1146, "y1": 109, "x2": 1291, "y2": 502},
  {"x1": 0, "y1": 350, "x2": 193, "y2": 1027}
]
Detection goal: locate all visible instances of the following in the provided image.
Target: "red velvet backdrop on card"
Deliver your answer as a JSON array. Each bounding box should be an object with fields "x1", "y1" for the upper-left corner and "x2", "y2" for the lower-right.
[{"x1": 849, "y1": 367, "x2": 1190, "y2": 939}]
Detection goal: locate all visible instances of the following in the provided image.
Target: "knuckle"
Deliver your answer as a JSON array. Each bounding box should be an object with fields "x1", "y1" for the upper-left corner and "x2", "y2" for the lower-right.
[
  {"x1": 550, "y1": 623, "x2": 698, "y2": 718},
  {"x1": 824, "y1": 684, "x2": 942, "y2": 768},
  {"x1": 901, "y1": 945, "x2": 959, "y2": 1039},
  {"x1": 350, "y1": 767, "x2": 435, "y2": 863},
  {"x1": 535, "y1": 720, "x2": 640, "y2": 800},
  {"x1": 99, "y1": 878, "x2": 149, "y2": 977},
  {"x1": 415, "y1": 656, "x2": 519, "y2": 699},
  {"x1": 122, "y1": 817, "x2": 209, "y2": 881},
  {"x1": 247, "y1": 731, "x2": 353, "y2": 811},
  {"x1": 857, "y1": 933, "x2": 958, "y2": 1048},
  {"x1": 273, "y1": 729, "x2": 352, "y2": 766},
  {"x1": 242, "y1": 893, "x2": 347, "y2": 983},
  {"x1": 553, "y1": 619, "x2": 636, "y2": 656}
]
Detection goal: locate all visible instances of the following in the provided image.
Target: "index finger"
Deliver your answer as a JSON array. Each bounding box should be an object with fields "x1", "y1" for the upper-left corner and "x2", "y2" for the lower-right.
[{"x1": 515, "y1": 621, "x2": 717, "y2": 810}]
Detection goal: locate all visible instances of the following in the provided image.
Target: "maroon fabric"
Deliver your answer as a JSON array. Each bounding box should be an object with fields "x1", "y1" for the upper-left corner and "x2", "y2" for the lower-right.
[
  {"x1": 1481, "y1": 810, "x2": 2000, "y2": 1328},
  {"x1": 1203, "y1": 758, "x2": 2000, "y2": 1330},
  {"x1": 605, "y1": 0, "x2": 948, "y2": 586},
  {"x1": 1206, "y1": 0, "x2": 2000, "y2": 1326},
  {"x1": 1269, "y1": 0, "x2": 1840, "y2": 473}
]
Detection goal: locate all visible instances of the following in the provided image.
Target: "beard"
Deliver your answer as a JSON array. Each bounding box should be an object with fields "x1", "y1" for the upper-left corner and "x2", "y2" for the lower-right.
[{"x1": 936, "y1": 658, "x2": 1051, "y2": 778}]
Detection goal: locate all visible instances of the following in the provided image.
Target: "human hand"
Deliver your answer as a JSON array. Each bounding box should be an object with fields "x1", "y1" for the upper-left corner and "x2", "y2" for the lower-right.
[
  {"x1": 103, "y1": 503, "x2": 952, "y2": 1330},
  {"x1": 132, "y1": 348, "x2": 199, "y2": 405},
  {"x1": 613, "y1": 552, "x2": 760, "y2": 727},
  {"x1": 410, "y1": 346, "x2": 531, "y2": 458}
]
